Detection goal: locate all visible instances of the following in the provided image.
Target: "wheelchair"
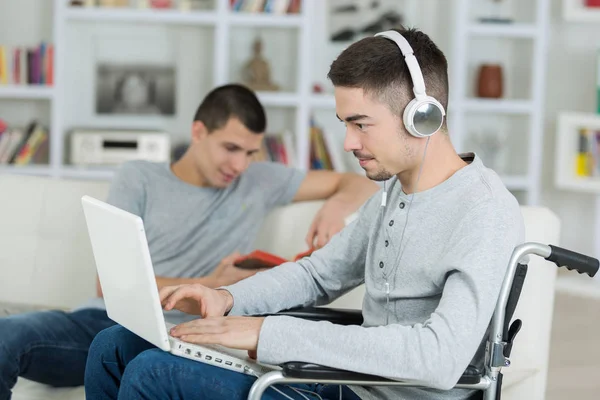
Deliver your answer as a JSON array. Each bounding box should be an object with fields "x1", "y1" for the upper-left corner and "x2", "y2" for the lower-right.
[{"x1": 247, "y1": 242, "x2": 599, "y2": 400}]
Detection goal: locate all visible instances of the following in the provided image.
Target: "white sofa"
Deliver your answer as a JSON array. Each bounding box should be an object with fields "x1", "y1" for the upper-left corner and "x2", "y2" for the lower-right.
[{"x1": 0, "y1": 173, "x2": 560, "y2": 400}]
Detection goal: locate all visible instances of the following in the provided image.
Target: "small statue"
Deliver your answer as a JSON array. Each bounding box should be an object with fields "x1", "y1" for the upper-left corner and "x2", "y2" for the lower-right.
[{"x1": 242, "y1": 37, "x2": 279, "y2": 92}]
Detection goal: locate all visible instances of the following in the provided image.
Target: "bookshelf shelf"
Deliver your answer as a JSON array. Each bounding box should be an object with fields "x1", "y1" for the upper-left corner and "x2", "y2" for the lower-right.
[
  {"x1": 61, "y1": 166, "x2": 117, "y2": 180},
  {"x1": 228, "y1": 12, "x2": 303, "y2": 27},
  {"x1": 0, "y1": 165, "x2": 53, "y2": 176},
  {"x1": 257, "y1": 92, "x2": 300, "y2": 107},
  {"x1": 0, "y1": 86, "x2": 54, "y2": 100},
  {"x1": 310, "y1": 94, "x2": 336, "y2": 109},
  {"x1": 64, "y1": 7, "x2": 218, "y2": 25},
  {"x1": 460, "y1": 99, "x2": 535, "y2": 114},
  {"x1": 467, "y1": 23, "x2": 538, "y2": 38}
]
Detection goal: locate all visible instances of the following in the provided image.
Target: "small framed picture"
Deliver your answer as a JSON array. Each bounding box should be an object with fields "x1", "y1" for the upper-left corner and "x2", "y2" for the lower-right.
[{"x1": 95, "y1": 64, "x2": 176, "y2": 116}]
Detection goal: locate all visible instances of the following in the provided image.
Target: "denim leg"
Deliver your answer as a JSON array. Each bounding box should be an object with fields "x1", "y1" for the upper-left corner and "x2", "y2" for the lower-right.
[
  {"x1": 84, "y1": 325, "x2": 155, "y2": 400},
  {"x1": 117, "y1": 348, "x2": 359, "y2": 400},
  {"x1": 0, "y1": 308, "x2": 114, "y2": 400}
]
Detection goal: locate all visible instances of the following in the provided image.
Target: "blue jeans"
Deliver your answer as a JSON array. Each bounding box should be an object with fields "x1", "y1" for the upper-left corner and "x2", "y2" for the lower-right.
[
  {"x1": 85, "y1": 325, "x2": 362, "y2": 400},
  {"x1": 0, "y1": 308, "x2": 115, "y2": 400}
]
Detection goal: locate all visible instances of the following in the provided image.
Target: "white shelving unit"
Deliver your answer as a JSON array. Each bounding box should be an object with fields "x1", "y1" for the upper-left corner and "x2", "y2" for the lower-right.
[
  {"x1": 1, "y1": 0, "x2": 323, "y2": 180},
  {"x1": 450, "y1": 0, "x2": 550, "y2": 204}
]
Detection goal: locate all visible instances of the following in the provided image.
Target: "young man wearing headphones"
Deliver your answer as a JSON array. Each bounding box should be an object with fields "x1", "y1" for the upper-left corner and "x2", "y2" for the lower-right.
[{"x1": 84, "y1": 28, "x2": 525, "y2": 400}]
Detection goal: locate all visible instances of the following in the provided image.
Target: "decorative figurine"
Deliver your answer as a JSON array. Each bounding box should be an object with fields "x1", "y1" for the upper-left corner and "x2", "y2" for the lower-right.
[{"x1": 242, "y1": 37, "x2": 279, "y2": 92}]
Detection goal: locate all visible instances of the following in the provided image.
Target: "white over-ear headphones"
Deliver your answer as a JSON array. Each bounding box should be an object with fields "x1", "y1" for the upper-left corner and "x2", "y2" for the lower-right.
[{"x1": 374, "y1": 30, "x2": 446, "y2": 138}]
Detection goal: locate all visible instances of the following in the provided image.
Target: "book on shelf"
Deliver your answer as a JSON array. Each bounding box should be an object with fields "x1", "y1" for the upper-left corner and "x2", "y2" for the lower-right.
[
  {"x1": 309, "y1": 120, "x2": 364, "y2": 174},
  {"x1": 255, "y1": 130, "x2": 295, "y2": 166},
  {"x1": 0, "y1": 43, "x2": 54, "y2": 86},
  {"x1": 231, "y1": 0, "x2": 301, "y2": 14},
  {"x1": 597, "y1": 49, "x2": 600, "y2": 114},
  {"x1": 0, "y1": 120, "x2": 49, "y2": 166}
]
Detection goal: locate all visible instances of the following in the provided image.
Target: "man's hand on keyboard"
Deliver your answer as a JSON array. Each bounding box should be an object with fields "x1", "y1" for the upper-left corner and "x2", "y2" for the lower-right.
[
  {"x1": 169, "y1": 316, "x2": 265, "y2": 352},
  {"x1": 160, "y1": 284, "x2": 233, "y2": 318}
]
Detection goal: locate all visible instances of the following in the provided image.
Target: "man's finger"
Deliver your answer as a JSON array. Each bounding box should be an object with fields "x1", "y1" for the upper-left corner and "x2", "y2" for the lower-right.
[
  {"x1": 163, "y1": 286, "x2": 200, "y2": 310},
  {"x1": 159, "y1": 285, "x2": 182, "y2": 306},
  {"x1": 316, "y1": 230, "x2": 330, "y2": 248},
  {"x1": 305, "y1": 227, "x2": 317, "y2": 248}
]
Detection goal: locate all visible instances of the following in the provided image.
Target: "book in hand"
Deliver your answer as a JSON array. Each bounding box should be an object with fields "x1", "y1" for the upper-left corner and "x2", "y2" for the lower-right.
[{"x1": 234, "y1": 248, "x2": 314, "y2": 270}]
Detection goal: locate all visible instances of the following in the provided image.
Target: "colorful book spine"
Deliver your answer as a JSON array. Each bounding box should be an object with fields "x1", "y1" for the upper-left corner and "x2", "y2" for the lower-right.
[
  {"x1": 597, "y1": 49, "x2": 600, "y2": 114},
  {"x1": 0, "y1": 46, "x2": 7, "y2": 84},
  {"x1": 0, "y1": 43, "x2": 54, "y2": 86}
]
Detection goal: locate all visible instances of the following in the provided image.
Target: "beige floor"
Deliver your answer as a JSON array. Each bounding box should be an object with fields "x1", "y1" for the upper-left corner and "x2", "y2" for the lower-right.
[{"x1": 546, "y1": 291, "x2": 600, "y2": 399}]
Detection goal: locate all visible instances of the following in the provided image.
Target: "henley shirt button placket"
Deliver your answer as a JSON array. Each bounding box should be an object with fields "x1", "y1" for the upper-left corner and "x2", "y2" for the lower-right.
[
  {"x1": 389, "y1": 220, "x2": 394, "y2": 227},
  {"x1": 379, "y1": 261, "x2": 384, "y2": 268},
  {"x1": 399, "y1": 202, "x2": 405, "y2": 209}
]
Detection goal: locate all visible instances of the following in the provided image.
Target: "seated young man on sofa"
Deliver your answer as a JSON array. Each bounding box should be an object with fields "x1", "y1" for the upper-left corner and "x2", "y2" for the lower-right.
[
  {"x1": 0, "y1": 84, "x2": 378, "y2": 400},
  {"x1": 84, "y1": 29, "x2": 525, "y2": 400}
]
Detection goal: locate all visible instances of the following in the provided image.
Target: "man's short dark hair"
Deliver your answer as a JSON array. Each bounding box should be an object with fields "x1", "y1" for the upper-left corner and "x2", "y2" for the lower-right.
[
  {"x1": 327, "y1": 27, "x2": 449, "y2": 120},
  {"x1": 193, "y1": 84, "x2": 266, "y2": 134}
]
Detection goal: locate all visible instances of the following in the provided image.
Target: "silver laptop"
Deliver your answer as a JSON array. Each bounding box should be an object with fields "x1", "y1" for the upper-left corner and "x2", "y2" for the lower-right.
[{"x1": 81, "y1": 195, "x2": 278, "y2": 377}]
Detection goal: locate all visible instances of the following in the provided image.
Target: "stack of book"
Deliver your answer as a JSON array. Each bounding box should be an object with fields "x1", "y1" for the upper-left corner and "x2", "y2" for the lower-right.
[
  {"x1": 0, "y1": 119, "x2": 49, "y2": 165},
  {"x1": 575, "y1": 127, "x2": 600, "y2": 178},
  {"x1": 231, "y1": 0, "x2": 301, "y2": 14},
  {"x1": 0, "y1": 43, "x2": 54, "y2": 86}
]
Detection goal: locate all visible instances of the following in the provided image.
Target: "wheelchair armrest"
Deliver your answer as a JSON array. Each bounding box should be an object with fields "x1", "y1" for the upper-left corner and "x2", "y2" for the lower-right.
[
  {"x1": 281, "y1": 362, "x2": 483, "y2": 385},
  {"x1": 267, "y1": 306, "x2": 364, "y2": 326},
  {"x1": 282, "y1": 362, "x2": 393, "y2": 382}
]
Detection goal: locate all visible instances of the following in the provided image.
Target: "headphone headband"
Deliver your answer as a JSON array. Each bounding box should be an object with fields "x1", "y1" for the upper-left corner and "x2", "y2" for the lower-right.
[{"x1": 374, "y1": 30, "x2": 427, "y2": 99}]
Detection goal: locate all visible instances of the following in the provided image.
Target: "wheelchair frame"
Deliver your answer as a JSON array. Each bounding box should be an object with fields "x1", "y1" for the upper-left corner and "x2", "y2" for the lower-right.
[{"x1": 247, "y1": 242, "x2": 599, "y2": 400}]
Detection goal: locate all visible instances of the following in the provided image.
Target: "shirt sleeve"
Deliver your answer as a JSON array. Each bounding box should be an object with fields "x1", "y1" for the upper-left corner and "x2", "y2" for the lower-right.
[
  {"x1": 253, "y1": 200, "x2": 525, "y2": 390},
  {"x1": 245, "y1": 162, "x2": 306, "y2": 210},
  {"x1": 106, "y1": 161, "x2": 147, "y2": 218},
  {"x1": 223, "y1": 193, "x2": 380, "y2": 315}
]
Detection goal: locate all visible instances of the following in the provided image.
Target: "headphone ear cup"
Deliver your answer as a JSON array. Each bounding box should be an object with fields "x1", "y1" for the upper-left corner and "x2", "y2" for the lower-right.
[
  {"x1": 403, "y1": 96, "x2": 445, "y2": 138},
  {"x1": 403, "y1": 98, "x2": 426, "y2": 138}
]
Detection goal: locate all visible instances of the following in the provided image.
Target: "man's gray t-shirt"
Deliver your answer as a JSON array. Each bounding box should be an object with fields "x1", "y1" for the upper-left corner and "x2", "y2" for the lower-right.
[{"x1": 80, "y1": 160, "x2": 305, "y2": 317}]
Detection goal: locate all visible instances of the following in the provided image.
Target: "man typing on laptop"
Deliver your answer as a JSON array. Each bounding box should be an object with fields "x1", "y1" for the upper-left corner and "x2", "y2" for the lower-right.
[{"x1": 0, "y1": 83, "x2": 377, "y2": 400}]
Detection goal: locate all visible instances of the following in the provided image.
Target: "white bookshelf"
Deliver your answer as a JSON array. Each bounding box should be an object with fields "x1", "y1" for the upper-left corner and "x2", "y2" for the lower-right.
[
  {"x1": 450, "y1": 0, "x2": 550, "y2": 205},
  {"x1": 1, "y1": 0, "x2": 328, "y2": 180}
]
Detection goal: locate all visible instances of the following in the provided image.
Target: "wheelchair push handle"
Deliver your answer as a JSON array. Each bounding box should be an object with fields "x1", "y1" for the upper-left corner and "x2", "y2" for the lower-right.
[{"x1": 546, "y1": 245, "x2": 600, "y2": 278}]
